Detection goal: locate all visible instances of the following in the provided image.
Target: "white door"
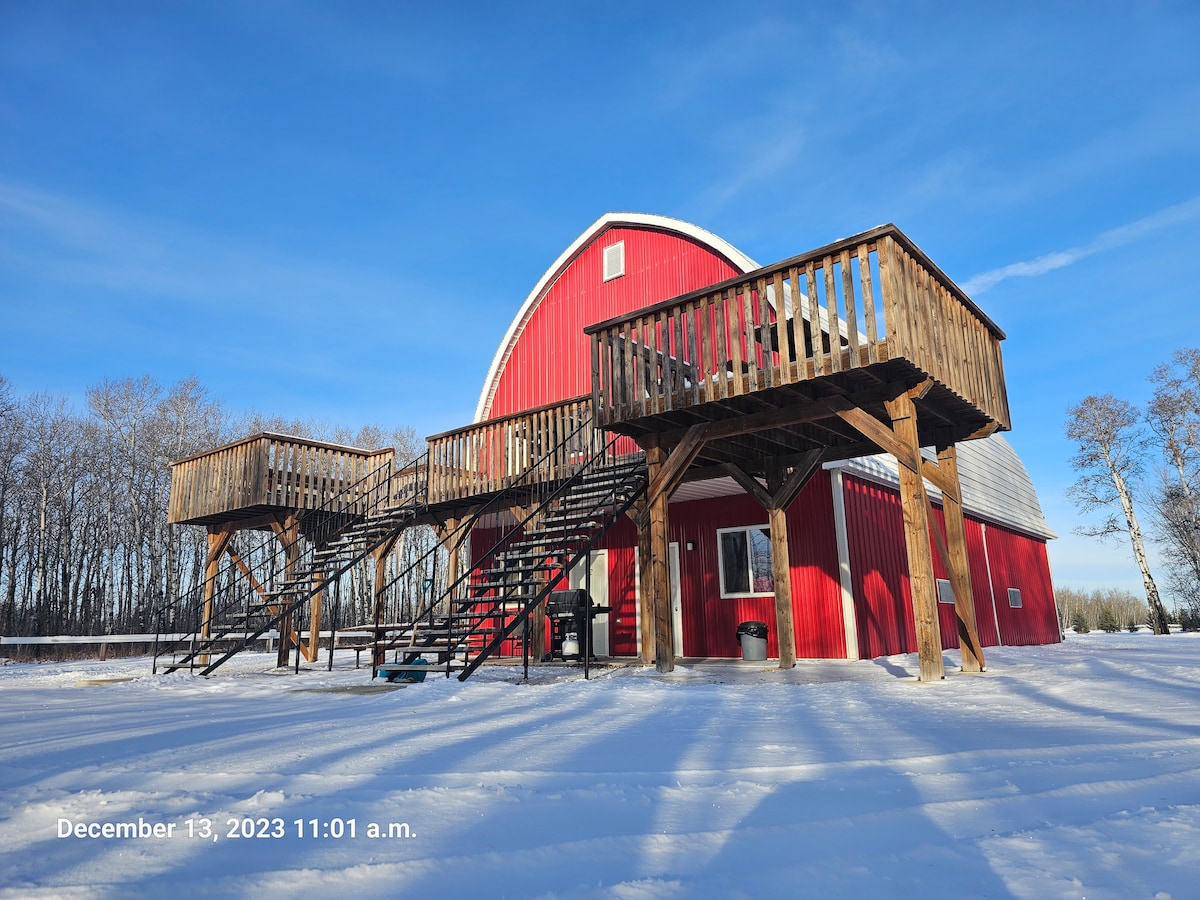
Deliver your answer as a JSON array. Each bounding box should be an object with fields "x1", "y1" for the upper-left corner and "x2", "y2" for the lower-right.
[
  {"x1": 569, "y1": 550, "x2": 609, "y2": 657},
  {"x1": 635, "y1": 542, "x2": 682, "y2": 657}
]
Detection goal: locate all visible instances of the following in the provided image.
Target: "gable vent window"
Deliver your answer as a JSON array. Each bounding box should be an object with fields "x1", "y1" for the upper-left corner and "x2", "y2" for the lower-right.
[
  {"x1": 1008, "y1": 588, "x2": 1023, "y2": 608},
  {"x1": 603, "y1": 241, "x2": 625, "y2": 282}
]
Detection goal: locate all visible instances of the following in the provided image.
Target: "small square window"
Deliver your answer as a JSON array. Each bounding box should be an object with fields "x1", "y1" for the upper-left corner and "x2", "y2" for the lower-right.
[
  {"x1": 603, "y1": 241, "x2": 625, "y2": 281},
  {"x1": 936, "y1": 578, "x2": 955, "y2": 605},
  {"x1": 1008, "y1": 588, "x2": 1023, "y2": 608},
  {"x1": 717, "y1": 525, "x2": 773, "y2": 597}
]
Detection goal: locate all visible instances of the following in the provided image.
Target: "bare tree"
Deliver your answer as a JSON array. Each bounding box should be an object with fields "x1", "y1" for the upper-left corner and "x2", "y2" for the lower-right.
[
  {"x1": 1146, "y1": 348, "x2": 1200, "y2": 613},
  {"x1": 1066, "y1": 394, "x2": 1171, "y2": 634}
]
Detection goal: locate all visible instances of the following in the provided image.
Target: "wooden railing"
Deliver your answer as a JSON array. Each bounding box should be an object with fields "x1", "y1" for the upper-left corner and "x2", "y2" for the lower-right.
[
  {"x1": 585, "y1": 224, "x2": 1010, "y2": 431},
  {"x1": 426, "y1": 397, "x2": 604, "y2": 505},
  {"x1": 168, "y1": 433, "x2": 393, "y2": 524}
]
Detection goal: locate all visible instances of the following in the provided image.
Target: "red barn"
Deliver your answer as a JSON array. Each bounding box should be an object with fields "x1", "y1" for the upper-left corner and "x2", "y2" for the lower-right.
[
  {"x1": 474, "y1": 213, "x2": 1059, "y2": 662},
  {"x1": 163, "y1": 213, "x2": 1058, "y2": 682}
]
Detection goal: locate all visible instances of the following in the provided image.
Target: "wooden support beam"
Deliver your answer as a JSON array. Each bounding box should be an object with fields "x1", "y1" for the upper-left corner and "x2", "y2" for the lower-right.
[
  {"x1": 370, "y1": 529, "x2": 404, "y2": 670},
  {"x1": 268, "y1": 512, "x2": 302, "y2": 668},
  {"x1": 768, "y1": 505, "x2": 795, "y2": 669},
  {"x1": 646, "y1": 443, "x2": 674, "y2": 673},
  {"x1": 835, "y1": 406, "x2": 920, "y2": 473},
  {"x1": 720, "y1": 463, "x2": 774, "y2": 510},
  {"x1": 647, "y1": 423, "x2": 709, "y2": 503},
  {"x1": 884, "y1": 393, "x2": 944, "y2": 681},
  {"x1": 769, "y1": 449, "x2": 824, "y2": 510},
  {"x1": 935, "y1": 445, "x2": 985, "y2": 672},
  {"x1": 308, "y1": 570, "x2": 325, "y2": 663},
  {"x1": 199, "y1": 527, "x2": 235, "y2": 666},
  {"x1": 226, "y1": 546, "x2": 268, "y2": 600}
]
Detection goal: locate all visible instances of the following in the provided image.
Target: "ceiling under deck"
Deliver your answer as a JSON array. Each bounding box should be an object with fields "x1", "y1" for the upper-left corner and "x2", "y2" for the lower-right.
[{"x1": 602, "y1": 359, "x2": 1002, "y2": 479}]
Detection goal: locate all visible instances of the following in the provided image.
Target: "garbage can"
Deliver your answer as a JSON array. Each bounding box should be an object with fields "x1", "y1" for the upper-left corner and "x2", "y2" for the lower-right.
[{"x1": 736, "y1": 621, "x2": 768, "y2": 661}]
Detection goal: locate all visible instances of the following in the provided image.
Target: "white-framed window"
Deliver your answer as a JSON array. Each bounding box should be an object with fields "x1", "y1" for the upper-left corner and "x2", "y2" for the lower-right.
[
  {"x1": 936, "y1": 578, "x2": 955, "y2": 605},
  {"x1": 717, "y1": 525, "x2": 774, "y2": 597},
  {"x1": 603, "y1": 241, "x2": 625, "y2": 281},
  {"x1": 1008, "y1": 588, "x2": 1023, "y2": 608}
]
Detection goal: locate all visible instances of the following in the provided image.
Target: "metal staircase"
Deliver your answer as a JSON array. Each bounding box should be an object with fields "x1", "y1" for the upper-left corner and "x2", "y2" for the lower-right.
[
  {"x1": 153, "y1": 452, "x2": 429, "y2": 675},
  {"x1": 376, "y1": 437, "x2": 647, "y2": 681}
]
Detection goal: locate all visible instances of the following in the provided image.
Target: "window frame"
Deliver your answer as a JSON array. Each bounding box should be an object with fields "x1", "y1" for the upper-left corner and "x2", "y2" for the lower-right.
[
  {"x1": 716, "y1": 524, "x2": 775, "y2": 598},
  {"x1": 1007, "y1": 587, "x2": 1023, "y2": 608},
  {"x1": 936, "y1": 578, "x2": 956, "y2": 605}
]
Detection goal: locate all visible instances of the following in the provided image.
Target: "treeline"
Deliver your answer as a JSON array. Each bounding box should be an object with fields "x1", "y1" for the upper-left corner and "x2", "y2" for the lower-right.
[
  {"x1": 1054, "y1": 587, "x2": 1147, "y2": 632},
  {"x1": 0, "y1": 374, "x2": 422, "y2": 638},
  {"x1": 1066, "y1": 347, "x2": 1200, "y2": 631}
]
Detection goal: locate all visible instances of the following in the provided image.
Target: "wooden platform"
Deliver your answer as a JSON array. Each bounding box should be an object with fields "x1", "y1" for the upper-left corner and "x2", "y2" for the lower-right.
[{"x1": 585, "y1": 223, "x2": 1008, "y2": 477}]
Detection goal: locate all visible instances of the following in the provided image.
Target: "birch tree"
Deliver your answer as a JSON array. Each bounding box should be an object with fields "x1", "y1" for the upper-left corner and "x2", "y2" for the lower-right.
[{"x1": 1066, "y1": 394, "x2": 1171, "y2": 634}]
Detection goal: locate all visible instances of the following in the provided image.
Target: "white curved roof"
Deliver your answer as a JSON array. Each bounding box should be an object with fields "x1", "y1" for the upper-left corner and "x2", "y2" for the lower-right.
[
  {"x1": 474, "y1": 212, "x2": 759, "y2": 422},
  {"x1": 827, "y1": 434, "x2": 1056, "y2": 540}
]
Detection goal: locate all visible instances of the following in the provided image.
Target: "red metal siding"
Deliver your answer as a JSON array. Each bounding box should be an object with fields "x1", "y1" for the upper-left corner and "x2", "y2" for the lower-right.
[
  {"x1": 842, "y1": 474, "x2": 1023, "y2": 659},
  {"x1": 965, "y1": 518, "x2": 1002, "y2": 647},
  {"x1": 843, "y1": 475, "x2": 915, "y2": 658},
  {"x1": 982, "y1": 522, "x2": 1062, "y2": 646},
  {"x1": 488, "y1": 227, "x2": 742, "y2": 417},
  {"x1": 668, "y1": 474, "x2": 844, "y2": 659},
  {"x1": 596, "y1": 516, "x2": 638, "y2": 656}
]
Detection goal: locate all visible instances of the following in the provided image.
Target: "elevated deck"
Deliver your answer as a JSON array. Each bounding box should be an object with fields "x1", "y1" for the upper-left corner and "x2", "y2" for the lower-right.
[
  {"x1": 585, "y1": 224, "x2": 1008, "y2": 471},
  {"x1": 168, "y1": 433, "x2": 396, "y2": 530}
]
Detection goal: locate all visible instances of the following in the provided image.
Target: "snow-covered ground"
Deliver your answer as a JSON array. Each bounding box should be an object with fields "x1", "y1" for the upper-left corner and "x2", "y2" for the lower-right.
[{"x1": 1, "y1": 634, "x2": 1197, "y2": 899}]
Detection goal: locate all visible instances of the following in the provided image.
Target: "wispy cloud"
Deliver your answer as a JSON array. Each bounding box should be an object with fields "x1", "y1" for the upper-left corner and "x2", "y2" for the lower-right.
[
  {"x1": 963, "y1": 195, "x2": 1200, "y2": 294},
  {"x1": 0, "y1": 176, "x2": 420, "y2": 320}
]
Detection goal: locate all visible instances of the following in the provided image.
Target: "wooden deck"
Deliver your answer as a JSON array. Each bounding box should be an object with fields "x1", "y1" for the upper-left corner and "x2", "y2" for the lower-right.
[
  {"x1": 168, "y1": 433, "x2": 395, "y2": 528},
  {"x1": 585, "y1": 224, "x2": 1008, "y2": 471}
]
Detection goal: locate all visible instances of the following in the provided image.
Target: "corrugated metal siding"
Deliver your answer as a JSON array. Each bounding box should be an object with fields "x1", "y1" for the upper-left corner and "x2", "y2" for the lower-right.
[
  {"x1": 489, "y1": 227, "x2": 742, "y2": 417},
  {"x1": 965, "y1": 518, "x2": 1002, "y2": 647},
  {"x1": 596, "y1": 516, "x2": 638, "y2": 656},
  {"x1": 982, "y1": 522, "x2": 1062, "y2": 646},
  {"x1": 843, "y1": 475, "x2": 915, "y2": 658},
  {"x1": 842, "y1": 474, "x2": 1024, "y2": 658},
  {"x1": 668, "y1": 474, "x2": 844, "y2": 659},
  {"x1": 834, "y1": 434, "x2": 1056, "y2": 541}
]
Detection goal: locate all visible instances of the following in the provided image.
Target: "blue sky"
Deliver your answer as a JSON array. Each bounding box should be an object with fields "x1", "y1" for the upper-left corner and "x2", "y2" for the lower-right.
[{"x1": 2, "y1": 1, "x2": 1199, "y2": 596}]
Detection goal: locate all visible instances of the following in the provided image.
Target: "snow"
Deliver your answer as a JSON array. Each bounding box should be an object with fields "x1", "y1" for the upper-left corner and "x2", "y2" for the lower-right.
[{"x1": 1, "y1": 635, "x2": 1198, "y2": 899}]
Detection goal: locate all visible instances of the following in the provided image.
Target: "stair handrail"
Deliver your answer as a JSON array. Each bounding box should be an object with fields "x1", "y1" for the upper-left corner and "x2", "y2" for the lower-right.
[
  {"x1": 367, "y1": 411, "x2": 603, "y2": 669},
  {"x1": 154, "y1": 446, "x2": 429, "y2": 673}
]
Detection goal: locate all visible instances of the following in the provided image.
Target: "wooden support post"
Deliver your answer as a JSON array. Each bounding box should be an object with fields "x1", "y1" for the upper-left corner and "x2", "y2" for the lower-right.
[
  {"x1": 723, "y1": 450, "x2": 822, "y2": 670},
  {"x1": 646, "y1": 443, "x2": 674, "y2": 673},
  {"x1": 199, "y1": 527, "x2": 234, "y2": 666},
  {"x1": 371, "y1": 531, "x2": 403, "y2": 669},
  {"x1": 272, "y1": 512, "x2": 301, "y2": 669},
  {"x1": 767, "y1": 504, "x2": 795, "y2": 669},
  {"x1": 884, "y1": 393, "x2": 944, "y2": 681},
  {"x1": 936, "y1": 444, "x2": 986, "y2": 673},
  {"x1": 307, "y1": 569, "x2": 325, "y2": 664}
]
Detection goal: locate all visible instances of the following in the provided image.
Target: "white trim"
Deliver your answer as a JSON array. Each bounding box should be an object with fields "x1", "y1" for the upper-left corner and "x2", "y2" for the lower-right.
[
  {"x1": 474, "y1": 212, "x2": 759, "y2": 422},
  {"x1": 716, "y1": 524, "x2": 774, "y2": 598},
  {"x1": 829, "y1": 468, "x2": 859, "y2": 660}
]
